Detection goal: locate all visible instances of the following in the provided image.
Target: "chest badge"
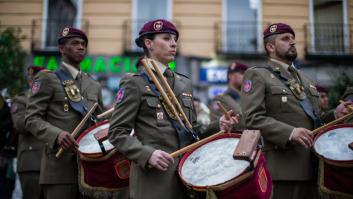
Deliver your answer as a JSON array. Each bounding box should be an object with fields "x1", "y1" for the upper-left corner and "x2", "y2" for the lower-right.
[
  {"x1": 63, "y1": 80, "x2": 81, "y2": 102},
  {"x1": 288, "y1": 79, "x2": 306, "y2": 100}
]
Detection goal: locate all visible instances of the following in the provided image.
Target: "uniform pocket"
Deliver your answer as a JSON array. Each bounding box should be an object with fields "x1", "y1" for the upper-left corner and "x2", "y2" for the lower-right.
[{"x1": 267, "y1": 86, "x2": 293, "y2": 113}]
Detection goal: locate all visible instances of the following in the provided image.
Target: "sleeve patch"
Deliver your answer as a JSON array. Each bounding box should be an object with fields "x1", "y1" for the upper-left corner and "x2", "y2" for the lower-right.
[
  {"x1": 243, "y1": 80, "x2": 252, "y2": 93},
  {"x1": 31, "y1": 81, "x2": 41, "y2": 95},
  {"x1": 115, "y1": 88, "x2": 125, "y2": 104}
]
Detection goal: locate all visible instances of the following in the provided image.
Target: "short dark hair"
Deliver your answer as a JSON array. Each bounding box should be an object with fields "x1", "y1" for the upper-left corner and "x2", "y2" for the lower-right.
[
  {"x1": 140, "y1": 34, "x2": 156, "y2": 56},
  {"x1": 263, "y1": 34, "x2": 277, "y2": 55}
]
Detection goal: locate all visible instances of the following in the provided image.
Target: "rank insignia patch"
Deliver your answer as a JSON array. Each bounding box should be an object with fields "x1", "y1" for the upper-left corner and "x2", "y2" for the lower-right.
[
  {"x1": 243, "y1": 80, "x2": 252, "y2": 93},
  {"x1": 31, "y1": 81, "x2": 41, "y2": 95},
  {"x1": 115, "y1": 88, "x2": 125, "y2": 104}
]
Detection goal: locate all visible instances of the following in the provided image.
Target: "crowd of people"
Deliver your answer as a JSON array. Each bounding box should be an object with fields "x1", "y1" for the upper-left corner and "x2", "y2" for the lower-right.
[{"x1": 1, "y1": 19, "x2": 353, "y2": 199}]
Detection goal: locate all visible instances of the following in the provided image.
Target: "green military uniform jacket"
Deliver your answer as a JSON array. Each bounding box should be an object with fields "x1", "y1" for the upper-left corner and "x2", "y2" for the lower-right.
[
  {"x1": 240, "y1": 59, "x2": 321, "y2": 181},
  {"x1": 209, "y1": 87, "x2": 245, "y2": 132},
  {"x1": 25, "y1": 66, "x2": 103, "y2": 184},
  {"x1": 12, "y1": 92, "x2": 43, "y2": 173},
  {"x1": 108, "y1": 69, "x2": 196, "y2": 199}
]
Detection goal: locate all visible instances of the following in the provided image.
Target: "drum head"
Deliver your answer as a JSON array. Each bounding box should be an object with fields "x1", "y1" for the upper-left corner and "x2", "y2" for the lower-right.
[
  {"x1": 314, "y1": 124, "x2": 353, "y2": 162},
  {"x1": 77, "y1": 121, "x2": 114, "y2": 156},
  {"x1": 179, "y1": 134, "x2": 250, "y2": 188}
]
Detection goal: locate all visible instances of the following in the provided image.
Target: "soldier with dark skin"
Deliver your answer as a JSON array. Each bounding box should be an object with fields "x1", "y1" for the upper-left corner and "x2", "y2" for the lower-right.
[
  {"x1": 240, "y1": 23, "x2": 352, "y2": 199},
  {"x1": 25, "y1": 27, "x2": 105, "y2": 199},
  {"x1": 209, "y1": 61, "x2": 248, "y2": 131},
  {"x1": 108, "y1": 19, "x2": 237, "y2": 199},
  {"x1": 11, "y1": 66, "x2": 46, "y2": 199}
]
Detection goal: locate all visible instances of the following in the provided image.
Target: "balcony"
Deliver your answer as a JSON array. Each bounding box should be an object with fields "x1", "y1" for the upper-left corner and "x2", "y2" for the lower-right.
[
  {"x1": 30, "y1": 18, "x2": 89, "y2": 54},
  {"x1": 215, "y1": 21, "x2": 265, "y2": 59},
  {"x1": 304, "y1": 23, "x2": 353, "y2": 60}
]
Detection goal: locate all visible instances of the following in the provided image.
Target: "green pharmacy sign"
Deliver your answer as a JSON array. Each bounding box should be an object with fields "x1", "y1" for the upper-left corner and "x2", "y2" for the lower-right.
[{"x1": 33, "y1": 55, "x2": 176, "y2": 74}]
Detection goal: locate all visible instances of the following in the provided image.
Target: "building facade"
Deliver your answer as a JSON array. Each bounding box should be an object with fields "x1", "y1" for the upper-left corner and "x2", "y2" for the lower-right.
[{"x1": 1, "y1": 0, "x2": 353, "y2": 105}]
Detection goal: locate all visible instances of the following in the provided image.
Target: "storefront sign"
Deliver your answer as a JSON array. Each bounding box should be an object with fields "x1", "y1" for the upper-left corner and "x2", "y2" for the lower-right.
[
  {"x1": 33, "y1": 55, "x2": 176, "y2": 74},
  {"x1": 199, "y1": 67, "x2": 227, "y2": 84}
]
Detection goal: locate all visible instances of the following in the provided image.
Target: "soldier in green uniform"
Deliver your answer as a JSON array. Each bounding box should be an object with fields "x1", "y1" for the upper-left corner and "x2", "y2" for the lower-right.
[
  {"x1": 341, "y1": 87, "x2": 353, "y2": 123},
  {"x1": 11, "y1": 66, "x2": 46, "y2": 199},
  {"x1": 240, "y1": 23, "x2": 351, "y2": 199},
  {"x1": 108, "y1": 19, "x2": 237, "y2": 199},
  {"x1": 25, "y1": 27, "x2": 104, "y2": 199},
  {"x1": 209, "y1": 61, "x2": 248, "y2": 131}
]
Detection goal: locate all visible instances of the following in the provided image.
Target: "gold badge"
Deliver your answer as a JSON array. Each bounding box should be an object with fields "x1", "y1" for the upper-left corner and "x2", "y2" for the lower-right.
[
  {"x1": 154, "y1": 21, "x2": 163, "y2": 31},
  {"x1": 288, "y1": 79, "x2": 306, "y2": 100},
  {"x1": 63, "y1": 104, "x2": 69, "y2": 112},
  {"x1": 270, "y1": 25, "x2": 277, "y2": 33},
  {"x1": 63, "y1": 80, "x2": 82, "y2": 102},
  {"x1": 62, "y1": 27, "x2": 70, "y2": 36}
]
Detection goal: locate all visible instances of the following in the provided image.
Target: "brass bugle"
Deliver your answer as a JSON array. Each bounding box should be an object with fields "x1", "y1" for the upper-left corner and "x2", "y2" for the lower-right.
[
  {"x1": 141, "y1": 58, "x2": 186, "y2": 129},
  {"x1": 56, "y1": 103, "x2": 98, "y2": 158},
  {"x1": 149, "y1": 59, "x2": 193, "y2": 129}
]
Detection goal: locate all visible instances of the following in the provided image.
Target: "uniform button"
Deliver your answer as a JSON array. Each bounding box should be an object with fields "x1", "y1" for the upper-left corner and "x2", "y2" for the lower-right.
[
  {"x1": 282, "y1": 89, "x2": 286, "y2": 92},
  {"x1": 29, "y1": 146, "x2": 33, "y2": 150},
  {"x1": 157, "y1": 104, "x2": 161, "y2": 108},
  {"x1": 65, "y1": 97, "x2": 68, "y2": 100}
]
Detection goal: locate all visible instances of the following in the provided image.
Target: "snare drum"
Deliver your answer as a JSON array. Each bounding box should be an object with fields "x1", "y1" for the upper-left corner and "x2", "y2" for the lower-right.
[
  {"x1": 178, "y1": 133, "x2": 272, "y2": 199},
  {"x1": 314, "y1": 124, "x2": 353, "y2": 197},
  {"x1": 76, "y1": 120, "x2": 130, "y2": 198}
]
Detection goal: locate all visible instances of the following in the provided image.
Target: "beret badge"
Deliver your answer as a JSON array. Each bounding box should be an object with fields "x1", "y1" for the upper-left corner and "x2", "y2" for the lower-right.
[
  {"x1": 62, "y1": 27, "x2": 70, "y2": 36},
  {"x1": 154, "y1": 21, "x2": 163, "y2": 31},
  {"x1": 269, "y1": 25, "x2": 277, "y2": 33}
]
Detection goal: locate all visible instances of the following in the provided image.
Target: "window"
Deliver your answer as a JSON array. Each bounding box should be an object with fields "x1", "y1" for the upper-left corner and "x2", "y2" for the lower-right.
[
  {"x1": 42, "y1": 0, "x2": 82, "y2": 49},
  {"x1": 309, "y1": 0, "x2": 349, "y2": 54},
  {"x1": 222, "y1": 0, "x2": 262, "y2": 53},
  {"x1": 131, "y1": 0, "x2": 172, "y2": 51}
]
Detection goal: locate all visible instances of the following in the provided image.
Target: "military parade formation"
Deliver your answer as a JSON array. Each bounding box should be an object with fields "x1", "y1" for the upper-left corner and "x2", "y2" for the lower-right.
[{"x1": 1, "y1": 19, "x2": 353, "y2": 199}]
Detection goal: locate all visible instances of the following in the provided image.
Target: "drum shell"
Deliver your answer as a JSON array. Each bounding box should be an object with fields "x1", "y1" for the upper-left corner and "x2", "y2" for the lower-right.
[
  {"x1": 178, "y1": 133, "x2": 272, "y2": 199},
  {"x1": 314, "y1": 124, "x2": 353, "y2": 167},
  {"x1": 314, "y1": 124, "x2": 353, "y2": 198}
]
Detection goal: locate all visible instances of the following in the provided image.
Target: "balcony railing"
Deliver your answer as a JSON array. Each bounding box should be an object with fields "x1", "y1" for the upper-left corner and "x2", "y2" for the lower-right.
[
  {"x1": 30, "y1": 18, "x2": 89, "y2": 52},
  {"x1": 215, "y1": 21, "x2": 264, "y2": 56},
  {"x1": 304, "y1": 23, "x2": 353, "y2": 56}
]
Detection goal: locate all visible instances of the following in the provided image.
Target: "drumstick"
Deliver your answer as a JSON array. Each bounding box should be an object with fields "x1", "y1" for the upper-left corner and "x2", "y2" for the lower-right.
[
  {"x1": 217, "y1": 101, "x2": 231, "y2": 120},
  {"x1": 56, "y1": 103, "x2": 98, "y2": 158},
  {"x1": 170, "y1": 130, "x2": 225, "y2": 158},
  {"x1": 97, "y1": 107, "x2": 114, "y2": 119},
  {"x1": 311, "y1": 109, "x2": 353, "y2": 136}
]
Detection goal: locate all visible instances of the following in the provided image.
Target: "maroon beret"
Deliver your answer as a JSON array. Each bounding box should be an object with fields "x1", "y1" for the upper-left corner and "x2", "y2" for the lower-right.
[
  {"x1": 315, "y1": 85, "x2": 328, "y2": 93},
  {"x1": 227, "y1": 61, "x2": 249, "y2": 75},
  {"x1": 58, "y1": 27, "x2": 88, "y2": 45},
  {"x1": 27, "y1": 65, "x2": 45, "y2": 77},
  {"x1": 135, "y1": 19, "x2": 179, "y2": 47},
  {"x1": 263, "y1": 23, "x2": 295, "y2": 39}
]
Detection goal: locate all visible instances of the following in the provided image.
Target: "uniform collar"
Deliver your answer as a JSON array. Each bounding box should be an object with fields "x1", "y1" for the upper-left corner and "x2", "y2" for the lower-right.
[
  {"x1": 144, "y1": 58, "x2": 168, "y2": 74},
  {"x1": 269, "y1": 58, "x2": 293, "y2": 71},
  {"x1": 62, "y1": 62, "x2": 81, "y2": 79}
]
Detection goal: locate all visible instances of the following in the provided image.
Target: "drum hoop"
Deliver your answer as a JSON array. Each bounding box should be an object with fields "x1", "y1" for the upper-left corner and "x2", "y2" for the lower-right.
[
  {"x1": 77, "y1": 120, "x2": 112, "y2": 157},
  {"x1": 313, "y1": 124, "x2": 353, "y2": 165},
  {"x1": 178, "y1": 132, "x2": 257, "y2": 190},
  {"x1": 80, "y1": 149, "x2": 117, "y2": 161}
]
